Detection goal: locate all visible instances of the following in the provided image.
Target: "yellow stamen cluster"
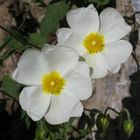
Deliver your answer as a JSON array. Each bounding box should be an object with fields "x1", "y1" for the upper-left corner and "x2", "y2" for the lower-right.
[
  {"x1": 83, "y1": 33, "x2": 105, "y2": 54},
  {"x1": 42, "y1": 71, "x2": 66, "y2": 95}
]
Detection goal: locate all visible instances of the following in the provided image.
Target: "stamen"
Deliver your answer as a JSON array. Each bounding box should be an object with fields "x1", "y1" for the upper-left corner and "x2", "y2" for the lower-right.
[
  {"x1": 92, "y1": 41, "x2": 96, "y2": 46},
  {"x1": 83, "y1": 33, "x2": 105, "y2": 54},
  {"x1": 50, "y1": 81, "x2": 56, "y2": 86},
  {"x1": 42, "y1": 71, "x2": 66, "y2": 95}
]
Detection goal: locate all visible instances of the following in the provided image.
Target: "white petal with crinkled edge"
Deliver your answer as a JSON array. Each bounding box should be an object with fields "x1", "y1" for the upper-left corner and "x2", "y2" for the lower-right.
[
  {"x1": 57, "y1": 28, "x2": 86, "y2": 55},
  {"x1": 102, "y1": 40, "x2": 132, "y2": 72},
  {"x1": 12, "y1": 49, "x2": 49, "y2": 85},
  {"x1": 64, "y1": 62, "x2": 92, "y2": 100},
  {"x1": 67, "y1": 4, "x2": 99, "y2": 37},
  {"x1": 19, "y1": 86, "x2": 51, "y2": 121},
  {"x1": 57, "y1": 28, "x2": 73, "y2": 45},
  {"x1": 45, "y1": 47, "x2": 79, "y2": 76},
  {"x1": 45, "y1": 93, "x2": 80, "y2": 124},
  {"x1": 70, "y1": 101, "x2": 83, "y2": 117},
  {"x1": 99, "y1": 8, "x2": 131, "y2": 43},
  {"x1": 111, "y1": 64, "x2": 121, "y2": 73},
  {"x1": 84, "y1": 53, "x2": 108, "y2": 79}
]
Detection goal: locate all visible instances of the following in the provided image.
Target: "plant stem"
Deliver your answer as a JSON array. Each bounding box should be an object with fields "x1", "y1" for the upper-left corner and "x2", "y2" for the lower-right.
[{"x1": 104, "y1": 106, "x2": 120, "y2": 115}]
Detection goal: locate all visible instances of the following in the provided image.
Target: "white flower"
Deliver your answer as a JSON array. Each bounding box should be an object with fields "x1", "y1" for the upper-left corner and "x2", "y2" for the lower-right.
[
  {"x1": 12, "y1": 45, "x2": 92, "y2": 124},
  {"x1": 57, "y1": 4, "x2": 133, "y2": 78}
]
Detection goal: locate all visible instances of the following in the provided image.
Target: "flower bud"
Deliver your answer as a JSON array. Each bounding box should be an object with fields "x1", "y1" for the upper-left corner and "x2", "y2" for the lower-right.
[
  {"x1": 123, "y1": 120, "x2": 134, "y2": 137},
  {"x1": 96, "y1": 114, "x2": 110, "y2": 132}
]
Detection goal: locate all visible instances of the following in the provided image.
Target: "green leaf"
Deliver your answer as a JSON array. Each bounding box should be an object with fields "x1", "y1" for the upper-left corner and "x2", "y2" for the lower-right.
[
  {"x1": 0, "y1": 37, "x2": 12, "y2": 51},
  {"x1": 34, "y1": 119, "x2": 48, "y2": 140},
  {"x1": 0, "y1": 25, "x2": 28, "y2": 45},
  {"x1": 1, "y1": 75, "x2": 22, "y2": 100},
  {"x1": 21, "y1": 111, "x2": 31, "y2": 129},
  {"x1": 25, "y1": 115, "x2": 31, "y2": 129},
  {"x1": 9, "y1": 28, "x2": 27, "y2": 43},
  {"x1": 1, "y1": 39, "x2": 27, "y2": 62},
  {"x1": 40, "y1": 1, "x2": 69, "y2": 37},
  {"x1": 28, "y1": 33, "x2": 46, "y2": 46}
]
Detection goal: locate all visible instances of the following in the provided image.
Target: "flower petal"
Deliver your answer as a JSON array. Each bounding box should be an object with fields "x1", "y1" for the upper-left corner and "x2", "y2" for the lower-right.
[
  {"x1": 65, "y1": 62, "x2": 92, "y2": 100},
  {"x1": 57, "y1": 28, "x2": 72, "y2": 45},
  {"x1": 84, "y1": 53, "x2": 108, "y2": 79},
  {"x1": 56, "y1": 28, "x2": 86, "y2": 55},
  {"x1": 45, "y1": 93, "x2": 80, "y2": 124},
  {"x1": 19, "y1": 86, "x2": 51, "y2": 121},
  {"x1": 102, "y1": 40, "x2": 132, "y2": 71},
  {"x1": 45, "y1": 47, "x2": 79, "y2": 76},
  {"x1": 12, "y1": 49, "x2": 49, "y2": 85},
  {"x1": 70, "y1": 101, "x2": 83, "y2": 117},
  {"x1": 111, "y1": 64, "x2": 121, "y2": 73},
  {"x1": 99, "y1": 8, "x2": 131, "y2": 43},
  {"x1": 67, "y1": 4, "x2": 99, "y2": 37}
]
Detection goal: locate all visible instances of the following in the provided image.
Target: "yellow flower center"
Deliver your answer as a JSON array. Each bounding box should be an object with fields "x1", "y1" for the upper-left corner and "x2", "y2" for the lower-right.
[
  {"x1": 42, "y1": 71, "x2": 66, "y2": 95},
  {"x1": 83, "y1": 33, "x2": 105, "y2": 54}
]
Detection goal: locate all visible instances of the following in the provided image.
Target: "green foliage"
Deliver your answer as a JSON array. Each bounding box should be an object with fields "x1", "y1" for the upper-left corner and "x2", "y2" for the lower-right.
[
  {"x1": 40, "y1": 1, "x2": 69, "y2": 37},
  {"x1": 0, "y1": 37, "x2": 12, "y2": 52},
  {"x1": 1, "y1": 38, "x2": 26, "y2": 63},
  {"x1": 34, "y1": 119, "x2": 73, "y2": 140},
  {"x1": 1, "y1": 75, "x2": 22, "y2": 101},
  {"x1": 21, "y1": 111, "x2": 32, "y2": 129},
  {"x1": 8, "y1": 28, "x2": 28, "y2": 43},
  {"x1": 34, "y1": 120, "x2": 48, "y2": 140},
  {"x1": 28, "y1": 33, "x2": 46, "y2": 47},
  {"x1": 0, "y1": 27, "x2": 31, "y2": 65}
]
